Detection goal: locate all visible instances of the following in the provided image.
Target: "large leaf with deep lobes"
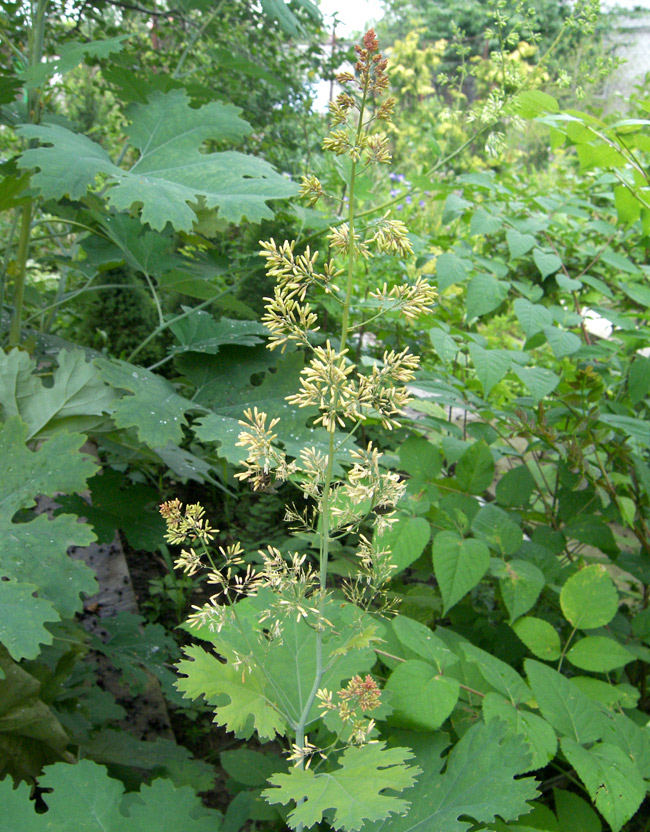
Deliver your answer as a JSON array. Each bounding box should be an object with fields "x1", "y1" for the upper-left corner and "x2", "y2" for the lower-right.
[
  {"x1": 96, "y1": 358, "x2": 201, "y2": 448},
  {"x1": 263, "y1": 742, "x2": 419, "y2": 831},
  {"x1": 176, "y1": 593, "x2": 376, "y2": 739},
  {"x1": 363, "y1": 720, "x2": 538, "y2": 832},
  {"x1": 0, "y1": 758, "x2": 223, "y2": 831},
  {"x1": 0, "y1": 418, "x2": 97, "y2": 621},
  {"x1": 0, "y1": 347, "x2": 117, "y2": 440},
  {"x1": 17, "y1": 90, "x2": 298, "y2": 231}
]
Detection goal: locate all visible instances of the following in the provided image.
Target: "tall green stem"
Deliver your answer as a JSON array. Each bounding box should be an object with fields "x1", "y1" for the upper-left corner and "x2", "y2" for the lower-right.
[
  {"x1": 8, "y1": 0, "x2": 49, "y2": 346},
  {"x1": 292, "y1": 77, "x2": 371, "y2": 832},
  {"x1": 8, "y1": 202, "x2": 33, "y2": 346}
]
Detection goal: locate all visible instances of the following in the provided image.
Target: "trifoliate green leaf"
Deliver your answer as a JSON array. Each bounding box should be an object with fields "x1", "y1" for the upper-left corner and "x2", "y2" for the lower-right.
[
  {"x1": 263, "y1": 742, "x2": 419, "y2": 831},
  {"x1": 362, "y1": 720, "x2": 538, "y2": 832},
  {"x1": 18, "y1": 90, "x2": 297, "y2": 231}
]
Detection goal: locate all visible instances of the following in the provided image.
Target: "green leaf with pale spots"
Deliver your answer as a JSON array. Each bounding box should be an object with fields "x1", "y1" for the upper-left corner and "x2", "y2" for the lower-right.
[
  {"x1": 97, "y1": 358, "x2": 199, "y2": 448},
  {"x1": 561, "y1": 739, "x2": 644, "y2": 832},
  {"x1": 263, "y1": 742, "x2": 419, "y2": 831},
  {"x1": 18, "y1": 90, "x2": 297, "y2": 231},
  {"x1": 0, "y1": 582, "x2": 58, "y2": 661},
  {"x1": 0, "y1": 418, "x2": 97, "y2": 619}
]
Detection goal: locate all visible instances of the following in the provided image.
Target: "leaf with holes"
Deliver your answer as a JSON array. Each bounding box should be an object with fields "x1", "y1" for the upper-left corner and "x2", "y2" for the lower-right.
[
  {"x1": 561, "y1": 739, "x2": 644, "y2": 832},
  {"x1": 0, "y1": 758, "x2": 223, "y2": 831},
  {"x1": 97, "y1": 358, "x2": 199, "y2": 448},
  {"x1": 0, "y1": 418, "x2": 97, "y2": 620}
]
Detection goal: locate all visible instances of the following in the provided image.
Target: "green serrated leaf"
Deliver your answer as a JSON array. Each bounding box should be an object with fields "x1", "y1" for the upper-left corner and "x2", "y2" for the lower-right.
[
  {"x1": 0, "y1": 418, "x2": 97, "y2": 617},
  {"x1": 18, "y1": 90, "x2": 297, "y2": 231},
  {"x1": 56, "y1": 468, "x2": 164, "y2": 551},
  {"x1": 513, "y1": 299, "x2": 553, "y2": 336},
  {"x1": 525, "y1": 660, "x2": 606, "y2": 744},
  {"x1": 482, "y1": 692, "x2": 556, "y2": 771},
  {"x1": 0, "y1": 647, "x2": 71, "y2": 781},
  {"x1": 472, "y1": 503, "x2": 523, "y2": 556},
  {"x1": 21, "y1": 36, "x2": 128, "y2": 87},
  {"x1": 375, "y1": 516, "x2": 430, "y2": 572},
  {"x1": 629, "y1": 357, "x2": 650, "y2": 404},
  {"x1": 460, "y1": 642, "x2": 532, "y2": 701},
  {"x1": 559, "y1": 565, "x2": 618, "y2": 629},
  {"x1": 176, "y1": 643, "x2": 288, "y2": 740},
  {"x1": 513, "y1": 366, "x2": 560, "y2": 403},
  {"x1": 263, "y1": 742, "x2": 419, "y2": 832},
  {"x1": 466, "y1": 274, "x2": 508, "y2": 319},
  {"x1": 532, "y1": 249, "x2": 562, "y2": 278},
  {"x1": 170, "y1": 311, "x2": 267, "y2": 356},
  {"x1": 554, "y1": 789, "x2": 601, "y2": 832},
  {"x1": 436, "y1": 252, "x2": 468, "y2": 291},
  {"x1": 560, "y1": 739, "x2": 644, "y2": 832},
  {"x1": 433, "y1": 531, "x2": 490, "y2": 613},
  {"x1": 496, "y1": 560, "x2": 545, "y2": 622},
  {"x1": 362, "y1": 720, "x2": 538, "y2": 832},
  {"x1": 429, "y1": 327, "x2": 460, "y2": 364},
  {"x1": 507, "y1": 230, "x2": 536, "y2": 260},
  {"x1": 97, "y1": 358, "x2": 198, "y2": 448},
  {"x1": 0, "y1": 758, "x2": 223, "y2": 831},
  {"x1": 0, "y1": 582, "x2": 58, "y2": 661},
  {"x1": 221, "y1": 748, "x2": 287, "y2": 787},
  {"x1": 542, "y1": 326, "x2": 581, "y2": 358},
  {"x1": 0, "y1": 348, "x2": 117, "y2": 439},
  {"x1": 391, "y1": 616, "x2": 457, "y2": 671},
  {"x1": 496, "y1": 465, "x2": 536, "y2": 507},
  {"x1": 470, "y1": 209, "x2": 503, "y2": 236},
  {"x1": 177, "y1": 595, "x2": 375, "y2": 740}
]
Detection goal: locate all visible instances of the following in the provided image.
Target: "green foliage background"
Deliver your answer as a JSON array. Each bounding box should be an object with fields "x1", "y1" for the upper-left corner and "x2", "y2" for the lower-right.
[{"x1": 1, "y1": 0, "x2": 650, "y2": 830}]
